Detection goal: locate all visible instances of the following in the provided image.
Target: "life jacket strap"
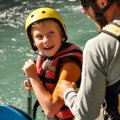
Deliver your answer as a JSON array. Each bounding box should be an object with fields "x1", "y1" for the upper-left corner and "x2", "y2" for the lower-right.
[{"x1": 101, "y1": 20, "x2": 120, "y2": 42}]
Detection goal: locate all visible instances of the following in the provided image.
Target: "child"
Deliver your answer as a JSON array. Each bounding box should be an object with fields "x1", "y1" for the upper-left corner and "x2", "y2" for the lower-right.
[{"x1": 22, "y1": 7, "x2": 82, "y2": 120}]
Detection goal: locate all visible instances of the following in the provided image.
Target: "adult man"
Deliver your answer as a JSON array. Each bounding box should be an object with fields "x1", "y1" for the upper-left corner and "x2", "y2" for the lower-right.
[{"x1": 57, "y1": 0, "x2": 120, "y2": 120}]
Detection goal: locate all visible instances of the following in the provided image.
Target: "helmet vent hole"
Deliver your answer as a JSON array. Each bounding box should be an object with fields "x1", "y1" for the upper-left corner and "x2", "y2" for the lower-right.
[
  {"x1": 42, "y1": 11, "x2": 46, "y2": 14},
  {"x1": 31, "y1": 15, "x2": 34, "y2": 18}
]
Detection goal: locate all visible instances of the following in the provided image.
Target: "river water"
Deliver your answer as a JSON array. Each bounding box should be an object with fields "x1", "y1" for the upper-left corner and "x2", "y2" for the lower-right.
[{"x1": 0, "y1": 0, "x2": 98, "y2": 119}]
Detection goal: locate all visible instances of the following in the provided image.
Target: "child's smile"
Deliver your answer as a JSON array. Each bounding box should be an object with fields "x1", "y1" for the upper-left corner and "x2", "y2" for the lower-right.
[{"x1": 43, "y1": 45, "x2": 54, "y2": 50}]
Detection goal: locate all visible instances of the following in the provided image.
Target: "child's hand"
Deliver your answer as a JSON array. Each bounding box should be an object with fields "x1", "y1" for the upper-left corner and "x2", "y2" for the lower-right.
[
  {"x1": 24, "y1": 80, "x2": 33, "y2": 90},
  {"x1": 22, "y1": 59, "x2": 38, "y2": 79}
]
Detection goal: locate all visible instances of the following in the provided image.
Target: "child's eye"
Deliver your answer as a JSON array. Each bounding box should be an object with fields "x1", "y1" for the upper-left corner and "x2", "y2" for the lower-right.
[
  {"x1": 49, "y1": 31, "x2": 55, "y2": 36},
  {"x1": 36, "y1": 35, "x2": 43, "y2": 40}
]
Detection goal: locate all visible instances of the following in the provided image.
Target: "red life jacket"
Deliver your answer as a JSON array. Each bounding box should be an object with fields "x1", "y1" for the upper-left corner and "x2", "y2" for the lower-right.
[{"x1": 36, "y1": 42, "x2": 82, "y2": 119}]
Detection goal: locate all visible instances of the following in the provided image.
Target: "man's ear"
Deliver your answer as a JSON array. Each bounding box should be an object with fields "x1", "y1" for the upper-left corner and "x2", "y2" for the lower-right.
[
  {"x1": 97, "y1": 0, "x2": 108, "y2": 8},
  {"x1": 101, "y1": 0, "x2": 108, "y2": 8}
]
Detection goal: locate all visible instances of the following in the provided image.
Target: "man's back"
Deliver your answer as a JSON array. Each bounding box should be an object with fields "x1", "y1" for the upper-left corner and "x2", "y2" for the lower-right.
[{"x1": 77, "y1": 22, "x2": 120, "y2": 119}]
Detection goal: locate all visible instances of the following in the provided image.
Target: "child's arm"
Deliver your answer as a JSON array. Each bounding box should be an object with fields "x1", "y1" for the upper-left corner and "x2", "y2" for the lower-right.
[
  {"x1": 52, "y1": 61, "x2": 81, "y2": 100},
  {"x1": 23, "y1": 59, "x2": 81, "y2": 117}
]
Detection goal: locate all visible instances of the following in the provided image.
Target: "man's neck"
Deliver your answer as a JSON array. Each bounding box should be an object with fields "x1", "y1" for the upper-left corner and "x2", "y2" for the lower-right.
[{"x1": 105, "y1": 4, "x2": 120, "y2": 23}]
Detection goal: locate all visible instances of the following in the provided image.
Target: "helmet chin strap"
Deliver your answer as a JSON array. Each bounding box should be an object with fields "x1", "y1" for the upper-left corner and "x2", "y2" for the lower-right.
[{"x1": 88, "y1": 0, "x2": 116, "y2": 30}]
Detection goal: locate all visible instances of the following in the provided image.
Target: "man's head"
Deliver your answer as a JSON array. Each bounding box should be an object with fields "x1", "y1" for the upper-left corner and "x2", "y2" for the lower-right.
[{"x1": 79, "y1": 0, "x2": 120, "y2": 30}]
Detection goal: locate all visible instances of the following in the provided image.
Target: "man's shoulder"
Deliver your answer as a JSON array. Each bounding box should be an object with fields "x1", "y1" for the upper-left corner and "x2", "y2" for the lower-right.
[
  {"x1": 85, "y1": 19, "x2": 120, "y2": 52},
  {"x1": 85, "y1": 34, "x2": 105, "y2": 47},
  {"x1": 101, "y1": 19, "x2": 120, "y2": 42},
  {"x1": 85, "y1": 32, "x2": 117, "y2": 53}
]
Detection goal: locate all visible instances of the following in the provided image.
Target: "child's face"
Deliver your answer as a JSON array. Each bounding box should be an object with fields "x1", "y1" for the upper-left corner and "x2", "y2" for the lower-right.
[{"x1": 31, "y1": 21, "x2": 62, "y2": 57}]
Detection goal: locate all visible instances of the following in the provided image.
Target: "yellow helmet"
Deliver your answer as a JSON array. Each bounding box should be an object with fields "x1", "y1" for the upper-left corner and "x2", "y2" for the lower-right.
[{"x1": 25, "y1": 7, "x2": 67, "y2": 51}]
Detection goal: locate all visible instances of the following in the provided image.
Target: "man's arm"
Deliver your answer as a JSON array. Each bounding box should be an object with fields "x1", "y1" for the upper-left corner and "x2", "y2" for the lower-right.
[{"x1": 58, "y1": 39, "x2": 106, "y2": 120}]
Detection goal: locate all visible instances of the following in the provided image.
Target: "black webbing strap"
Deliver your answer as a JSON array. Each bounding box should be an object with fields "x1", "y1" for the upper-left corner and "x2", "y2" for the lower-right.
[
  {"x1": 33, "y1": 100, "x2": 39, "y2": 119},
  {"x1": 88, "y1": 0, "x2": 116, "y2": 28},
  {"x1": 101, "y1": 22, "x2": 120, "y2": 42}
]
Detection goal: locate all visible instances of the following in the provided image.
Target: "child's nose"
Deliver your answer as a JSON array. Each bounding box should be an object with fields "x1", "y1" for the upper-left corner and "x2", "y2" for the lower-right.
[{"x1": 43, "y1": 36, "x2": 49, "y2": 43}]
